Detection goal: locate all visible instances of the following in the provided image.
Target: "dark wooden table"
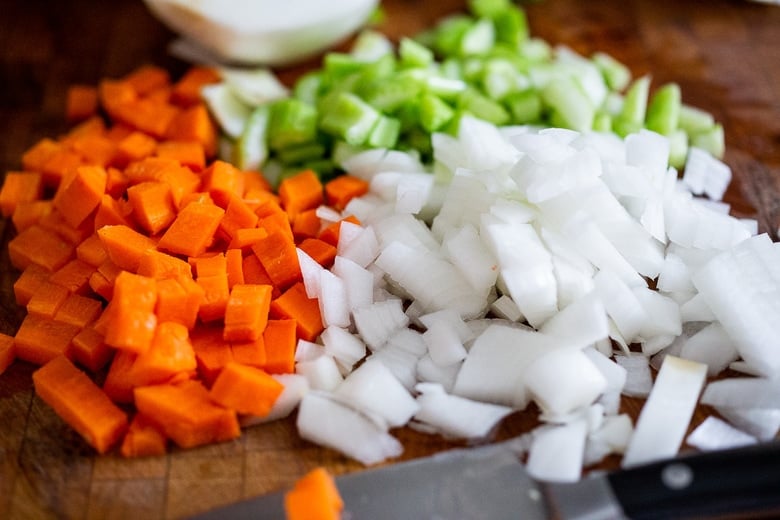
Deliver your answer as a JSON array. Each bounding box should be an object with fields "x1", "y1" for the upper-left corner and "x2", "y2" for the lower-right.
[{"x1": 1, "y1": 0, "x2": 779, "y2": 518}]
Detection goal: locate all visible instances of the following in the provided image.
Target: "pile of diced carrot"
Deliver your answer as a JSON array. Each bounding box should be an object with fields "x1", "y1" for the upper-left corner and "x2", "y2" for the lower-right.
[{"x1": 0, "y1": 64, "x2": 370, "y2": 457}]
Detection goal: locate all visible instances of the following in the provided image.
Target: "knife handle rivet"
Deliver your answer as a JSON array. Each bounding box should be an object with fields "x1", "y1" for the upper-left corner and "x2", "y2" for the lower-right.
[{"x1": 661, "y1": 463, "x2": 693, "y2": 490}]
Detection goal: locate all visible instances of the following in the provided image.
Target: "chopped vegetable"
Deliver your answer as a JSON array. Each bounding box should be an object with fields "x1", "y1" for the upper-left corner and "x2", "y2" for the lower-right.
[{"x1": 284, "y1": 466, "x2": 344, "y2": 520}]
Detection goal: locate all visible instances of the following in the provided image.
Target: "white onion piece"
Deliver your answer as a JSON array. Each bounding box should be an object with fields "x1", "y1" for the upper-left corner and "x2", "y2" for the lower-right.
[
  {"x1": 593, "y1": 269, "x2": 648, "y2": 342},
  {"x1": 334, "y1": 358, "x2": 419, "y2": 428},
  {"x1": 490, "y1": 294, "x2": 524, "y2": 322},
  {"x1": 539, "y1": 292, "x2": 608, "y2": 350},
  {"x1": 337, "y1": 221, "x2": 380, "y2": 267},
  {"x1": 441, "y1": 224, "x2": 499, "y2": 295},
  {"x1": 295, "y1": 352, "x2": 344, "y2": 391},
  {"x1": 584, "y1": 413, "x2": 633, "y2": 466},
  {"x1": 614, "y1": 354, "x2": 653, "y2": 398},
  {"x1": 297, "y1": 247, "x2": 324, "y2": 299},
  {"x1": 679, "y1": 293, "x2": 716, "y2": 323},
  {"x1": 622, "y1": 356, "x2": 707, "y2": 468},
  {"x1": 296, "y1": 391, "x2": 402, "y2": 465},
  {"x1": 395, "y1": 172, "x2": 434, "y2": 214},
  {"x1": 526, "y1": 419, "x2": 588, "y2": 483},
  {"x1": 331, "y1": 256, "x2": 374, "y2": 313},
  {"x1": 352, "y1": 299, "x2": 409, "y2": 351},
  {"x1": 318, "y1": 269, "x2": 350, "y2": 328},
  {"x1": 413, "y1": 382, "x2": 514, "y2": 440},
  {"x1": 679, "y1": 322, "x2": 738, "y2": 376},
  {"x1": 320, "y1": 326, "x2": 366, "y2": 372},
  {"x1": 715, "y1": 407, "x2": 780, "y2": 442},
  {"x1": 294, "y1": 339, "x2": 322, "y2": 362},
  {"x1": 525, "y1": 348, "x2": 608, "y2": 417},
  {"x1": 241, "y1": 374, "x2": 309, "y2": 426},
  {"x1": 422, "y1": 319, "x2": 468, "y2": 366},
  {"x1": 686, "y1": 416, "x2": 757, "y2": 452},
  {"x1": 341, "y1": 148, "x2": 425, "y2": 181},
  {"x1": 583, "y1": 348, "x2": 627, "y2": 401},
  {"x1": 683, "y1": 147, "x2": 732, "y2": 201},
  {"x1": 700, "y1": 377, "x2": 780, "y2": 410},
  {"x1": 416, "y1": 354, "x2": 461, "y2": 392}
]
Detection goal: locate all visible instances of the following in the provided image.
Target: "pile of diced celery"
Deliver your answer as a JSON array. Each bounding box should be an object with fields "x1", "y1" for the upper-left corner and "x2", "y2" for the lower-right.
[{"x1": 206, "y1": 0, "x2": 724, "y2": 185}]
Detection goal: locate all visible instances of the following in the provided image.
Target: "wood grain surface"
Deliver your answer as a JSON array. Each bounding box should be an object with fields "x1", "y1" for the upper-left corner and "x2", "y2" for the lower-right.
[{"x1": 1, "y1": 0, "x2": 779, "y2": 518}]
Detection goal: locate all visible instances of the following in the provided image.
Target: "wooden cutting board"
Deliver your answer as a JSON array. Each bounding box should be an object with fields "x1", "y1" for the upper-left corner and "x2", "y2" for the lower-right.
[{"x1": 1, "y1": 0, "x2": 779, "y2": 518}]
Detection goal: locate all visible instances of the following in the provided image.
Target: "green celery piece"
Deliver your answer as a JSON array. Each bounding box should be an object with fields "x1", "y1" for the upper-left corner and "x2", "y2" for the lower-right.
[
  {"x1": 614, "y1": 75, "x2": 650, "y2": 136},
  {"x1": 691, "y1": 123, "x2": 725, "y2": 159},
  {"x1": 425, "y1": 74, "x2": 468, "y2": 101},
  {"x1": 612, "y1": 118, "x2": 643, "y2": 138},
  {"x1": 433, "y1": 15, "x2": 474, "y2": 57},
  {"x1": 351, "y1": 30, "x2": 394, "y2": 62},
  {"x1": 277, "y1": 142, "x2": 327, "y2": 166},
  {"x1": 592, "y1": 112, "x2": 613, "y2": 133},
  {"x1": 492, "y1": 5, "x2": 529, "y2": 48},
  {"x1": 293, "y1": 72, "x2": 323, "y2": 106},
  {"x1": 440, "y1": 57, "x2": 464, "y2": 79},
  {"x1": 591, "y1": 52, "x2": 631, "y2": 92},
  {"x1": 234, "y1": 104, "x2": 270, "y2": 171},
  {"x1": 679, "y1": 104, "x2": 716, "y2": 135},
  {"x1": 468, "y1": 0, "x2": 511, "y2": 17},
  {"x1": 419, "y1": 93, "x2": 456, "y2": 133},
  {"x1": 460, "y1": 18, "x2": 496, "y2": 56},
  {"x1": 504, "y1": 89, "x2": 542, "y2": 124},
  {"x1": 481, "y1": 58, "x2": 524, "y2": 100},
  {"x1": 461, "y1": 56, "x2": 487, "y2": 83},
  {"x1": 399, "y1": 37, "x2": 435, "y2": 69},
  {"x1": 359, "y1": 73, "x2": 422, "y2": 113},
  {"x1": 518, "y1": 37, "x2": 552, "y2": 63},
  {"x1": 319, "y1": 92, "x2": 381, "y2": 146},
  {"x1": 646, "y1": 83, "x2": 681, "y2": 136},
  {"x1": 540, "y1": 76, "x2": 595, "y2": 132},
  {"x1": 367, "y1": 115, "x2": 402, "y2": 148},
  {"x1": 324, "y1": 52, "x2": 369, "y2": 78},
  {"x1": 267, "y1": 98, "x2": 318, "y2": 151},
  {"x1": 457, "y1": 87, "x2": 510, "y2": 125},
  {"x1": 668, "y1": 129, "x2": 689, "y2": 170},
  {"x1": 396, "y1": 100, "x2": 422, "y2": 133},
  {"x1": 401, "y1": 126, "x2": 433, "y2": 160}
]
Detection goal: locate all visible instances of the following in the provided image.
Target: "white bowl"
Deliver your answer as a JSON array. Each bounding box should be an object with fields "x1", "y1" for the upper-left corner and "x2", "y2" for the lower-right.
[{"x1": 143, "y1": 0, "x2": 380, "y2": 66}]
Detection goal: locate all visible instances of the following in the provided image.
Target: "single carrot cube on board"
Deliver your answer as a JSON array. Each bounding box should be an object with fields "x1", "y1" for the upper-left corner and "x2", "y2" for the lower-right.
[
  {"x1": 157, "y1": 201, "x2": 225, "y2": 258},
  {"x1": 251, "y1": 230, "x2": 302, "y2": 291},
  {"x1": 12, "y1": 200, "x2": 53, "y2": 232},
  {"x1": 0, "y1": 171, "x2": 43, "y2": 217},
  {"x1": 230, "y1": 335, "x2": 266, "y2": 368},
  {"x1": 269, "y1": 283, "x2": 323, "y2": 344},
  {"x1": 298, "y1": 238, "x2": 337, "y2": 268},
  {"x1": 201, "y1": 160, "x2": 245, "y2": 207},
  {"x1": 0, "y1": 333, "x2": 15, "y2": 376},
  {"x1": 123, "y1": 64, "x2": 171, "y2": 96},
  {"x1": 136, "y1": 249, "x2": 193, "y2": 280},
  {"x1": 54, "y1": 293, "x2": 103, "y2": 329},
  {"x1": 76, "y1": 233, "x2": 109, "y2": 268},
  {"x1": 127, "y1": 181, "x2": 177, "y2": 235},
  {"x1": 155, "y1": 140, "x2": 206, "y2": 171},
  {"x1": 129, "y1": 321, "x2": 197, "y2": 387},
  {"x1": 170, "y1": 66, "x2": 221, "y2": 107},
  {"x1": 8, "y1": 224, "x2": 75, "y2": 272},
  {"x1": 97, "y1": 224, "x2": 158, "y2": 272},
  {"x1": 292, "y1": 208, "x2": 322, "y2": 241},
  {"x1": 48, "y1": 258, "x2": 96, "y2": 295},
  {"x1": 325, "y1": 174, "x2": 369, "y2": 211},
  {"x1": 65, "y1": 84, "x2": 99, "y2": 122},
  {"x1": 26, "y1": 282, "x2": 70, "y2": 319},
  {"x1": 52, "y1": 165, "x2": 107, "y2": 229},
  {"x1": 261, "y1": 318, "x2": 298, "y2": 373},
  {"x1": 223, "y1": 284, "x2": 273, "y2": 342},
  {"x1": 154, "y1": 276, "x2": 204, "y2": 330},
  {"x1": 102, "y1": 349, "x2": 138, "y2": 403},
  {"x1": 67, "y1": 326, "x2": 112, "y2": 373},
  {"x1": 114, "y1": 131, "x2": 158, "y2": 167},
  {"x1": 284, "y1": 467, "x2": 344, "y2": 520},
  {"x1": 14, "y1": 314, "x2": 81, "y2": 366},
  {"x1": 209, "y1": 362, "x2": 284, "y2": 417},
  {"x1": 13, "y1": 263, "x2": 51, "y2": 306},
  {"x1": 93, "y1": 194, "x2": 134, "y2": 230},
  {"x1": 278, "y1": 169, "x2": 323, "y2": 220},
  {"x1": 119, "y1": 414, "x2": 168, "y2": 458},
  {"x1": 33, "y1": 355, "x2": 129, "y2": 454},
  {"x1": 165, "y1": 104, "x2": 218, "y2": 158}
]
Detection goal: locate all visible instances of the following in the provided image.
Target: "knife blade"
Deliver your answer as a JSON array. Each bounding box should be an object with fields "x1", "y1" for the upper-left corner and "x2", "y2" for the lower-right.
[{"x1": 192, "y1": 440, "x2": 780, "y2": 519}]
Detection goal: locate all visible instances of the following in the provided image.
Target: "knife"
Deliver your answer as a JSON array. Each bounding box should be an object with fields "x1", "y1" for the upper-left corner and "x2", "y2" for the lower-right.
[{"x1": 192, "y1": 440, "x2": 780, "y2": 519}]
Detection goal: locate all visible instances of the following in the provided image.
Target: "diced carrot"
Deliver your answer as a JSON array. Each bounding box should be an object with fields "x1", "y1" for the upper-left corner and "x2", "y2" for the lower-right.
[
  {"x1": 0, "y1": 171, "x2": 43, "y2": 217},
  {"x1": 105, "y1": 123, "x2": 135, "y2": 143},
  {"x1": 196, "y1": 273, "x2": 230, "y2": 323},
  {"x1": 165, "y1": 104, "x2": 218, "y2": 158},
  {"x1": 137, "y1": 249, "x2": 193, "y2": 280},
  {"x1": 134, "y1": 379, "x2": 240, "y2": 449},
  {"x1": 241, "y1": 254, "x2": 277, "y2": 291},
  {"x1": 22, "y1": 138, "x2": 62, "y2": 174},
  {"x1": 94, "y1": 259, "x2": 124, "y2": 297},
  {"x1": 119, "y1": 414, "x2": 168, "y2": 458},
  {"x1": 97, "y1": 224, "x2": 157, "y2": 272},
  {"x1": 123, "y1": 64, "x2": 171, "y2": 96},
  {"x1": 246, "y1": 188, "x2": 282, "y2": 217},
  {"x1": 269, "y1": 284, "x2": 323, "y2": 344},
  {"x1": 41, "y1": 148, "x2": 86, "y2": 187},
  {"x1": 105, "y1": 167, "x2": 130, "y2": 198},
  {"x1": 94, "y1": 194, "x2": 134, "y2": 230},
  {"x1": 218, "y1": 195, "x2": 259, "y2": 241},
  {"x1": 144, "y1": 85, "x2": 173, "y2": 105},
  {"x1": 8, "y1": 224, "x2": 75, "y2": 271},
  {"x1": 158, "y1": 201, "x2": 225, "y2": 258},
  {"x1": 0, "y1": 333, "x2": 15, "y2": 375},
  {"x1": 104, "y1": 271, "x2": 158, "y2": 354},
  {"x1": 33, "y1": 355, "x2": 128, "y2": 454},
  {"x1": 68, "y1": 133, "x2": 117, "y2": 167},
  {"x1": 54, "y1": 293, "x2": 103, "y2": 329},
  {"x1": 156, "y1": 140, "x2": 206, "y2": 171},
  {"x1": 225, "y1": 248, "x2": 244, "y2": 288},
  {"x1": 155, "y1": 276, "x2": 204, "y2": 330},
  {"x1": 192, "y1": 252, "x2": 226, "y2": 278},
  {"x1": 89, "y1": 270, "x2": 114, "y2": 301},
  {"x1": 52, "y1": 165, "x2": 107, "y2": 228},
  {"x1": 102, "y1": 349, "x2": 137, "y2": 403},
  {"x1": 170, "y1": 66, "x2": 221, "y2": 107},
  {"x1": 127, "y1": 181, "x2": 176, "y2": 235},
  {"x1": 209, "y1": 362, "x2": 283, "y2": 417},
  {"x1": 251, "y1": 229, "x2": 302, "y2": 290},
  {"x1": 14, "y1": 314, "x2": 81, "y2": 366},
  {"x1": 284, "y1": 467, "x2": 344, "y2": 520},
  {"x1": 257, "y1": 210, "x2": 294, "y2": 241},
  {"x1": 261, "y1": 318, "x2": 299, "y2": 373},
  {"x1": 48, "y1": 258, "x2": 96, "y2": 295},
  {"x1": 114, "y1": 131, "x2": 158, "y2": 168},
  {"x1": 62, "y1": 116, "x2": 107, "y2": 142},
  {"x1": 26, "y1": 281, "x2": 70, "y2": 319},
  {"x1": 65, "y1": 85, "x2": 99, "y2": 122},
  {"x1": 242, "y1": 170, "x2": 273, "y2": 195},
  {"x1": 227, "y1": 227, "x2": 268, "y2": 251},
  {"x1": 201, "y1": 160, "x2": 245, "y2": 207},
  {"x1": 278, "y1": 169, "x2": 323, "y2": 220},
  {"x1": 325, "y1": 174, "x2": 369, "y2": 211},
  {"x1": 114, "y1": 97, "x2": 180, "y2": 139},
  {"x1": 230, "y1": 335, "x2": 266, "y2": 368},
  {"x1": 12, "y1": 200, "x2": 53, "y2": 232},
  {"x1": 67, "y1": 326, "x2": 112, "y2": 373},
  {"x1": 13, "y1": 263, "x2": 51, "y2": 306},
  {"x1": 124, "y1": 156, "x2": 177, "y2": 184},
  {"x1": 190, "y1": 324, "x2": 233, "y2": 385},
  {"x1": 38, "y1": 209, "x2": 94, "y2": 245},
  {"x1": 129, "y1": 321, "x2": 197, "y2": 386},
  {"x1": 76, "y1": 233, "x2": 108, "y2": 268},
  {"x1": 292, "y1": 208, "x2": 322, "y2": 241},
  {"x1": 99, "y1": 79, "x2": 138, "y2": 119},
  {"x1": 318, "y1": 215, "x2": 362, "y2": 247},
  {"x1": 298, "y1": 238, "x2": 337, "y2": 268},
  {"x1": 223, "y1": 284, "x2": 273, "y2": 342}
]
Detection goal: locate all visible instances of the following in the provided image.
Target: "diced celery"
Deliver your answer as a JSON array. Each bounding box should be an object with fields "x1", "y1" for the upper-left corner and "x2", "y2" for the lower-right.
[
  {"x1": 679, "y1": 104, "x2": 716, "y2": 135},
  {"x1": 540, "y1": 76, "x2": 595, "y2": 132},
  {"x1": 592, "y1": 112, "x2": 613, "y2": 133},
  {"x1": 492, "y1": 5, "x2": 529, "y2": 48},
  {"x1": 324, "y1": 52, "x2": 369, "y2": 78},
  {"x1": 277, "y1": 142, "x2": 327, "y2": 166},
  {"x1": 367, "y1": 115, "x2": 402, "y2": 148},
  {"x1": 293, "y1": 72, "x2": 323, "y2": 106},
  {"x1": 614, "y1": 75, "x2": 650, "y2": 136},
  {"x1": 691, "y1": 123, "x2": 725, "y2": 159},
  {"x1": 402, "y1": 126, "x2": 433, "y2": 159},
  {"x1": 425, "y1": 75, "x2": 468, "y2": 101},
  {"x1": 460, "y1": 18, "x2": 496, "y2": 56},
  {"x1": 267, "y1": 98, "x2": 318, "y2": 151},
  {"x1": 400, "y1": 37, "x2": 435, "y2": 69},
  {"x1": 646, "y1": 83, "x2": 681, "y2": 136},
  {"x1": 468, "y1": 0, "x2": 512, "y2": 18},
  {"x1": 591, "y1": 52, "x2": 631, "y2": 92},
  {"x1": 668, "y1": 129, "x2": 689, "y2": 170},
  {"x1": 433, "y1": 15, "x2": 474, "y2": 57},
  {"x1": 518, "y1": 38, "x2": 552, "y2": 63},
  {"x1": 319, "y1": 92, "x2": 381, "y2": 146},
  {"x1": 420, "y1": 94, "x2": 456, "y2": 133},
  {"x1": 351, "y1": 29, "x2": 394, "y2": 62},
  {"x1": 359, "y1": 73, "x2": 422, "y2": 113},
  {"x1": 481, "y1": 58, "x2": 524, "y2": 100},
  {"x1": 458, "y1": 87, "x2": 510, "y2": 125},
  {"x1": 234, "y1": 105, "x2": 270, "y2": 171},
  {"x1": 504, "y1": 89, "x2": 542, "y2": 124}
]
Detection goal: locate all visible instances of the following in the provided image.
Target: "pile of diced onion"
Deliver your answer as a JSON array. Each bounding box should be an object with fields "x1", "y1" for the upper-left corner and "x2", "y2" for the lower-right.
[{"x1": 240, "y1": 115, "x2": 780, "y2": 482}]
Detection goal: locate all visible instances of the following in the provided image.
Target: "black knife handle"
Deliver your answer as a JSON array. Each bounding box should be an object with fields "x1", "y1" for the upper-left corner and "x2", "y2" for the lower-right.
[{"x1": 607, "y1": 441, "x2": 780, "y2": 519}]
